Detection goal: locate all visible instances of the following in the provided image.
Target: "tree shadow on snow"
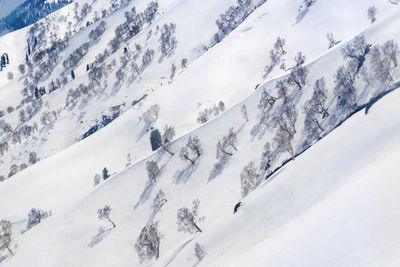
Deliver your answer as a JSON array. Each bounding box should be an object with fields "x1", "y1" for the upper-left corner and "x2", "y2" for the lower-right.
[
  {"x1": 163, "y1": 237, "x2": 195, "y2": 267},
  {"x1": 88, "y1": 226, "x2": 113, "y2": 248},
  {"x1": 208, "y1": 157, "x2": 228, "y2": 183},
  {"x1": 173, "y1": 164, "x2": 196, "y2": 184},
  {"x1": 134, "y1": 182, "x2": 154, "y2": 210}
]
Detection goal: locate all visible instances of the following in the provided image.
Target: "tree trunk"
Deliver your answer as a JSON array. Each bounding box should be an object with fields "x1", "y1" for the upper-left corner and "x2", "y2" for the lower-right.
[
  {"x1": 193, "y1": 222, "x2": 202, "y2": 233},
  {"x1": 163, "y1": 146, "x2": 174, "y2": 156},
  {"x1": 107, "y1": 216, "x2": 116, "y2": 228}
]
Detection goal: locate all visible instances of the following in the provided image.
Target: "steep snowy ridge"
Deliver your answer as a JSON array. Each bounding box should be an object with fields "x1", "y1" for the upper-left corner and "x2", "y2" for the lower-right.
[{"x1": 0, "y1": 0, "x2": 400, "y2": 266}]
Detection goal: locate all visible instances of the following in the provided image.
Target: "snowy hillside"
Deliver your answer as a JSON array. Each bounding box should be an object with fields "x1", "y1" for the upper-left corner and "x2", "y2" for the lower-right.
[{"x1": 0, "y1": 0, "x2": 400, "y2": 266}]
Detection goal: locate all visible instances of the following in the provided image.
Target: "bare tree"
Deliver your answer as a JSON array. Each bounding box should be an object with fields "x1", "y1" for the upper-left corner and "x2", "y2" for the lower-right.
[
  {"x1": 260, "y1": 142, "x2": 272, "y2": 173},
  {"x1": 143, "y1": 104, "x2": 160, "y2": 129},
  {"x1": 7, "y1": 72, "x2": 13, "y2": 80},
  {"x1": 274, "y1": 126, "x2": 295, "y2": 161},
  {"x1": 370, "y1": 45, "x2": 393, "y2": 83},
  {"x1": 327, "y1": 33, "x2": 339, "y2": 49},
  {"x1": 94, "y1": 174, "x2": 102, "y2": 186},
  {"x1": 265, "y1": 49, "x2": 279, "y2": 73},
  {"x1": 304, "y1": 78, "x2": 329, "y2": 140},
  {"x1": 287, "y1": 52, "x2": 308, "y2": 90},
  {"x1": 179, "y1": 136, "x2": 202, "y2": 165},
  {"x1": 341, "y1": 35, "x2": 371, "y2": 75},
  {"x1": 334, "y1": 65, "x2": 357, "y2": 111},
  {"x1": 161, "y1": 125, "x2": 175, "y2": 155},
  {"x1": 382, "y1": 40, "x2": 399, "y2": 67},
  {"x1": 181, "y1": 58, "x2": 188, "y2": 68},
  {"x1": 146, "y1": 161, "x2": 160, "y2": 183},
  {"x1": 276, "y1": 80, "x2": 289, "y2": 104},
  {"x1": 258, "y1": 89, "x2": 277, "y2": 111},
  {"x1": 26, "y1": 208, "x2": 51, "y2": 230},
  {"x1": 18, "y1": 64, "x2": 26, "y2": 74},
  {"x1": 97, "y1": 205, "x2": 116, "y2": 229},
  {"x1": 142, "y1": 49, "x2": 155, "y2": 67},
  {"x1": 274, "y1": 37, "x2": 286, "y2": 55},
  {"x1": 195, "y1": 242, "x2": 206, "y2": 262},
  {"x1": 367, "y1": 6, "x2": 378, "y2": 23},
  {"x1": 135, "y1": 222, "x2": 161, "y2": 262},
  {"x1": 241, "y1": 104, "x2": 249, "y2": 122},
  {"x1": 0, "y1": 219, "x2": 13, "y2": 255},
  {"x1": 306, "y1": 78, "x2": 329, "y2": 118},
  {"x1": 240, "y1": 161, "x2": 260, "y2": 197},
  {"x1": 152, "y1": 190, "x2": 167, "y2": 212},
  {"x1": 177, "y1": 199, "x2": 203, "y2": 233},
  {"x1": 217, "y1": 128, "x2": 238, "y2": 160}
]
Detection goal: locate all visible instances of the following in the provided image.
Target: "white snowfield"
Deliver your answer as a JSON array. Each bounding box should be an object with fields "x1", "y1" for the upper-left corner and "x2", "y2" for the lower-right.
[{"x1": 0, "y1": 0, "x2": 400, "y2": 266}]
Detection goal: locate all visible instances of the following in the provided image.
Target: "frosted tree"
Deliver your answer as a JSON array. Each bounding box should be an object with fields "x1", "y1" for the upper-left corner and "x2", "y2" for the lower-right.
[
  {"x1": 304, "y1": 78, "x2": 328, "y2": 140},
  {"x1": 382, "y1": 40, "x2": 399, "y2": 67},
  {"x1": 287, "y1": 52, "x2": 308, "y2": 90},
  {"x1": 274, "y1": 37, "x2": 286, "y2": 55},
  {"x1": 152, "y1": 190, "x2": 167, "y2": 212},
  {"x1": 18, "y1": 64, "x2": 25, "y2": 74},
  {"x1": 181, "y1": 58, "x2": 188, "y2": 68},
  {"x1": 179, "y1": 136, "x2": 202, "y2": 165},
  {"x1": 177, "y1": 199, "x2": 203, "y2": 233},
  {"x1": 241, "y1": 104, "x2": 248, "y2": 122},
  {"x1": 142, "y1": 49, "x2": 155, "y2": 67},
  {"x1": 341, "y1": 35, "x2": 371, "y2": 75},
  {"x1": 97, "y1": 205, "x2": 116, "y2": 229},
  {"x1": 142, "y1": 104, "x2": 160, "y2": 129},
  {"x1": 146, "y1": 160, "x2": 160, "y2": 183},
  {"x1": 0, "y1": 219, "x2": 13, "y2": 255},
  {"x1": 7, "y1": 72, "x2": 13, "y2": 80},
  {"x1": 161, "y1": 125, "x2": 175, "y2": 155},
  {"x1": 334, "y1": 65, "x2": 357, "y2": 111},
  {"x1": 26, "y1": 208, "x2": 51, "y2": 230},
  {"x1": 265, "y1": 49, "x2": 279, "y2": 73},
  {"x1": 327, "y1": 33, "x2": 339, "y2": 49},
  {"x1": 170, "y1": 63, "x2": 176, "y2": 80},
  {"x1": 276, "y1": 80, "x2": 289, "y2": 104},
  {"x1": 194, "y1": 243, "x2": 206, "y2": 262},
  {"x1": 260, "y1": 142, "x2": 272, "y2": 173},
  {"x1": 135, "y1": 222, "x2": 160, "y2": 262},
  {"x1": 258, "y1": 89, "x2": 277, "y2": 111},
  {"x1": 94, "y1": 174, "x2": 102, "y2": 186},
  {"x1": 274, "y1": 122, "x2": 295, "y2": 161},
  {"x1": 370, "y1": 46, "x2": 393, "y2": 83},
  {"x1": 367, "y1": 6, "x2": 378, "y2": 23},
  {"x1": 216, "y1": 128, "x2": 238, "y2": 160},
  {"x1": 240, "y1": 161, "x2": 260, "y2": 197}
]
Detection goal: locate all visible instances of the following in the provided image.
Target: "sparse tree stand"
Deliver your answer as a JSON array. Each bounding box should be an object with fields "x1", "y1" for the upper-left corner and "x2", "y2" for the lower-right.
[{"x1": 97, "y1": 205, "x2": 116, "y2": 229}]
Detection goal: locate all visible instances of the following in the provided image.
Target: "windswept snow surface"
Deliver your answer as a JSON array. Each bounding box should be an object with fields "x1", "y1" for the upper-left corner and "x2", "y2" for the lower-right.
[{"x1": 0, "y1": 0, "x2": 400, "y2": 266}]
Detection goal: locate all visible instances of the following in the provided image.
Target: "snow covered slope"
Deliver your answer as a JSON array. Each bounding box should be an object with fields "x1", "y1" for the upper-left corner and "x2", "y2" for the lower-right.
[{"x1": 0, "y1": 0, "x2": 400, "y2": 266}]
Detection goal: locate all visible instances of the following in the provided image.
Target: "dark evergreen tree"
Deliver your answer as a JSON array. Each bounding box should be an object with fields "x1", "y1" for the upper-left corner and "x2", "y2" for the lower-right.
[
  {"x1": 102, "y1": 167, "x2": 110, "y2": 180},
  {"x1": 150, "y1": 129, "x2": 162, "y2": 151},
  {"x1": 71, "y1": 70, "x2": 75, "y2": 80}
]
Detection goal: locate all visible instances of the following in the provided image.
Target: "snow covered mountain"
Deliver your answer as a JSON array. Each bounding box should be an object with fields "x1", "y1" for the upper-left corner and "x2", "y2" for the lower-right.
[{"x1": 0, "y1": 0, "x2": 400, "y2": 266}]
